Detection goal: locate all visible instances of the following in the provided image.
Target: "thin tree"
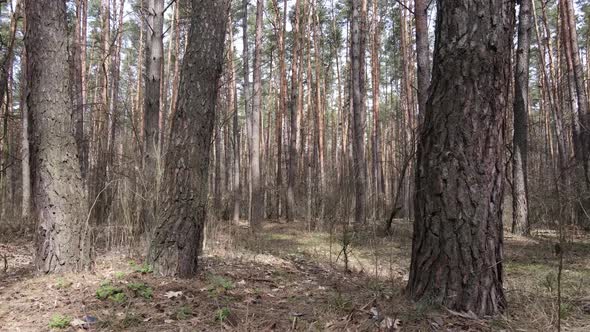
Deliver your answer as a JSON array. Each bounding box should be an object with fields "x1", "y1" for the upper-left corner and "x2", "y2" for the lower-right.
[
  {"x1": 142, "y1": 0, "x2": 164, "y2": 231},
  {"x1": 407, "y1": 0, "x2": 514, "y2": 315},
  {"x1": 249, "y1": 0, "x2": 264, "y2": 229},
  {"x1": 287, "y1": 0, "x2": 302, "y2": 221},
  {"x1": 351, "y1": 0, "x2": 367, "y2": 225},
  {"x1": 148, "y1": 0, "x2": 229, "y2": 277},
  {"x1": 25, "y1": 0, "x2": 91, "y2": 272},
  {"x1": 512, "y1": 0, "x2": 532, "y2": 235}
]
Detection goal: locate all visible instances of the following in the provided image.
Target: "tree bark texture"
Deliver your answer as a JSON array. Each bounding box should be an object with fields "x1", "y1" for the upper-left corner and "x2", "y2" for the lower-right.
[
  {"x1": 148, "y1": 0, "x2": 228, "y2": 277},
  {"x1": 25, "y1": 0, "x2": 91, "y2": 273},
  {"x1": 407, "y1": 0, "x2": 513, "y2": 315}
]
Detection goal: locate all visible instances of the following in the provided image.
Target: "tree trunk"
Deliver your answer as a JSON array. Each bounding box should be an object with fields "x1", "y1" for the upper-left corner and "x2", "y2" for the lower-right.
[
  {"x1": 351, "y1": 0, "x2": 367, "y2": 225},
  {"x1": 414, "y1": 0, "x2": 430, "y2": 122},
  {"x1": 228, "y1": 12, "x2": 241, "y2": 223},
  {"x1": 563, "y1": 0, "x2": 590, "y2": 187},
  {"x1": 287, "y1": 0, "x2": 301, "y2": 222},
  {"x1": 25, "y1": 0, "x2": 90, "y2": 273},
  {"x1": 512, "y1": 0, "x2": 531, "y2": 235},
  {"x1": 407, "y1": 0, "x2": 513, "y2": 315},
  {"x1": 148, "y1": 0, "x2": 228, "y2": 277},
  {"x1": 249, "y1": 0, "x2": 264, "y2": 229},
  {"x1": 142, "y1": 0, "x2": 164, "y2": 232}
]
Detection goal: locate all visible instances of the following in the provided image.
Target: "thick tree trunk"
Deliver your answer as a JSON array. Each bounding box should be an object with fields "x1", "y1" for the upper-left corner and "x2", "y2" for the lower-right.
[
  {"x1": 249, "y1": 0, "x2": 264, "y2": 229},
  {"x1": 148, "y1": 0, "x2": 228, "y2": 277},
  {"x1": 512, "y1": 0, "x2": 531, "y2": 235},
  {"x1": 25, "y1": 0, "x2": 90, "y2": 273},
  {"x1": 351, "y1": 0, "x2": 367, "y2": 225},
  {"x1": 407, "y1": 0, "x2": 513, "y2": 315}
]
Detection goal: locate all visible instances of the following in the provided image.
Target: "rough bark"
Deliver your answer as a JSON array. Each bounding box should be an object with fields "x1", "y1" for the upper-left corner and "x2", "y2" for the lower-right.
[
  {"x1": 407, "y1": 0, "x2": 513, "y2": 315},
  {"x1": 148, "y1": 0, "x2": 229, "y2": 277},
  {"x1": 25, "y1": 0, "x2": 90, "y2": 273}
]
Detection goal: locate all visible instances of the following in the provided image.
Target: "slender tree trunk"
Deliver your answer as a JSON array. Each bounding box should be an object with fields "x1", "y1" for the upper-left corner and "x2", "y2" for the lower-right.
[
  {"x1": 407, "y1": 0, "x2": 513, "y2": 315},
  {"x1": 148, "y1": 0, "x2": 229, "y2": 277},
  {"x1": 89, "y1": 0, "x2": 111, "y2": 225},
  {"x1": 25, "y1": 0, "x2": 91, "y2": 273},
  {"x1": 249, "y1": 0, "x2": 264, "y2": 229},
  {"x1": 142, "y1": 0, "x2": 164, "y2": 232},
  {"x1": 351, "y1": 0, "x2": 367, "y2": 225},
  {"x1": 563, "y1": 0, "x2": 590, "y2": 187},
  {"x1": 414, "y1": 0, "x2": 430, "y2": 122},
  {"x1": 512, "y1": 0, "x2": 531, "y2": 235},
  {"x1": 287, "y1": 0, "x2": 302, "y2": 221},
  {"x1": 228, "y1": 13, "x2": 241, "y2": 223},
  {"x1": 20, "y1": 38, "x2": 31, "y2": 220}
]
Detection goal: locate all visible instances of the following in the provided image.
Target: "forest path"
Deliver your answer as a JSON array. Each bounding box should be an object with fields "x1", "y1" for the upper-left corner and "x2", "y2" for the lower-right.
[{"x1": 0, "y1": 221, "x2": 590, "y2": 331}]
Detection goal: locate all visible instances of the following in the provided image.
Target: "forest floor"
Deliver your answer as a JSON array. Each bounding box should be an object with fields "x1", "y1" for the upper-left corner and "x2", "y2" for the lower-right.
[{"x1": 1, "y1": 219, "x2": 590, "y2": 331}]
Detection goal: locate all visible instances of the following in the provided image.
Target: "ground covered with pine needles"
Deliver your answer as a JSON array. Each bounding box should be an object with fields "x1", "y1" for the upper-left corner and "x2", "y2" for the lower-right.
[{"x1": 1, "y1": 220, "x2": 590, "y2": 331}]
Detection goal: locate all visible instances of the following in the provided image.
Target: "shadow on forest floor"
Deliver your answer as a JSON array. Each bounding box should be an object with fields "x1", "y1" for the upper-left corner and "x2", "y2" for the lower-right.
[{"x1": 0, "y1": 220, "x2": 589, "y2": 331}]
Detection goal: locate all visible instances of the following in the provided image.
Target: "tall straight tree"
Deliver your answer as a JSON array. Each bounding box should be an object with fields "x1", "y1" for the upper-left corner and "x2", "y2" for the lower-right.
[
  {"x1": 25, "y1": 0, "x2": 90, "y2": 272},
  {"x1": 287, "y1": 0, "x2": 301, "y2": 221},
  {"x1": 142, "y1": 0, "x2": 164, "y2": 231},
  {"x1": 407, "y1": 0, "x2": 514, "y2": 315},
  {"x1": 148, "y1": 0, "x2": 229, "y2": 277},
  {"x1": 512, "y1": 0, "x2": 531, "y2": 235},
  {"x1": 249, "y1": 0, "x2": 264, "y2": 229},
  {"x1": 351, "y1": 0, "x2": 367, "y2": 225}
]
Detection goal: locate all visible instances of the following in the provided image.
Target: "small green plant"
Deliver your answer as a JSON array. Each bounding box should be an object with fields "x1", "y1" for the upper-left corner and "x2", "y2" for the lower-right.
[
  {"x1": 48, "y1": 314, "x2": 71, "y2": 329},
  {"x1": 127, "y1": 282, "x2": 153, "y2": 299},
  {"x1": 114, "y1": 271, "x2": 126, "y2": 279},
  {"x1": 110, "y1": 292, "x2": 127, "y2": 303},
  {"x1": 560, "y1": 302, "x2": 573, "y2": 320},
  {"x1": 207, "y1": 274, "x2": 234, "y2": 292},
  {"x1": 96, "y1": 281, "x2": 126, "y2": 303},
  {"x1": 130, "y1": 261, "x2": 153, "y2": 274},
  {"x1": 176, "y1": 305, "x2": 192, "y2": 320},
  {"x1": 215, "y1": 307, "x2": 231, "y2": 322},
  {"x1": 55, "y1": 277, "x2": 73, "y2": 290}
]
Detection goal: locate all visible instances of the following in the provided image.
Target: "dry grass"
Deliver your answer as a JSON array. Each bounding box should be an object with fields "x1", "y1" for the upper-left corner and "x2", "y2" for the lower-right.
[{"x1": 0, "y1": 219, "x2": 589, "y2": 331}]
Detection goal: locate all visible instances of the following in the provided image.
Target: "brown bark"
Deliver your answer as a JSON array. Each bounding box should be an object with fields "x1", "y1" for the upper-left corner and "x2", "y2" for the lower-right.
[
  {"x1": 25, "y1": 0, "x2": 90, "y2": 272},
  {"x1": 407, "y1": 0, "x2": 513, "y2": 315},
  {"x1": 148, "y1": 0, "x2": 229, "y2": 277}
]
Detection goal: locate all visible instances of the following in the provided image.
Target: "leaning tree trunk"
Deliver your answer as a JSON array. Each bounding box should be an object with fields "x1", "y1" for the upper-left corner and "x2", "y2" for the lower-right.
[
  {"x1": 25, "y1": 0, "x2": 90, "y2": 273},
  {"x1": 148, "y1": 0, "x2": 228, "y2": 277},
  {"x1": 407, "y1": 0, "x2": 513, "y2": 316},
  {"x1": 512, "y1": 0, "x2": 531, "y2": 235}
]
